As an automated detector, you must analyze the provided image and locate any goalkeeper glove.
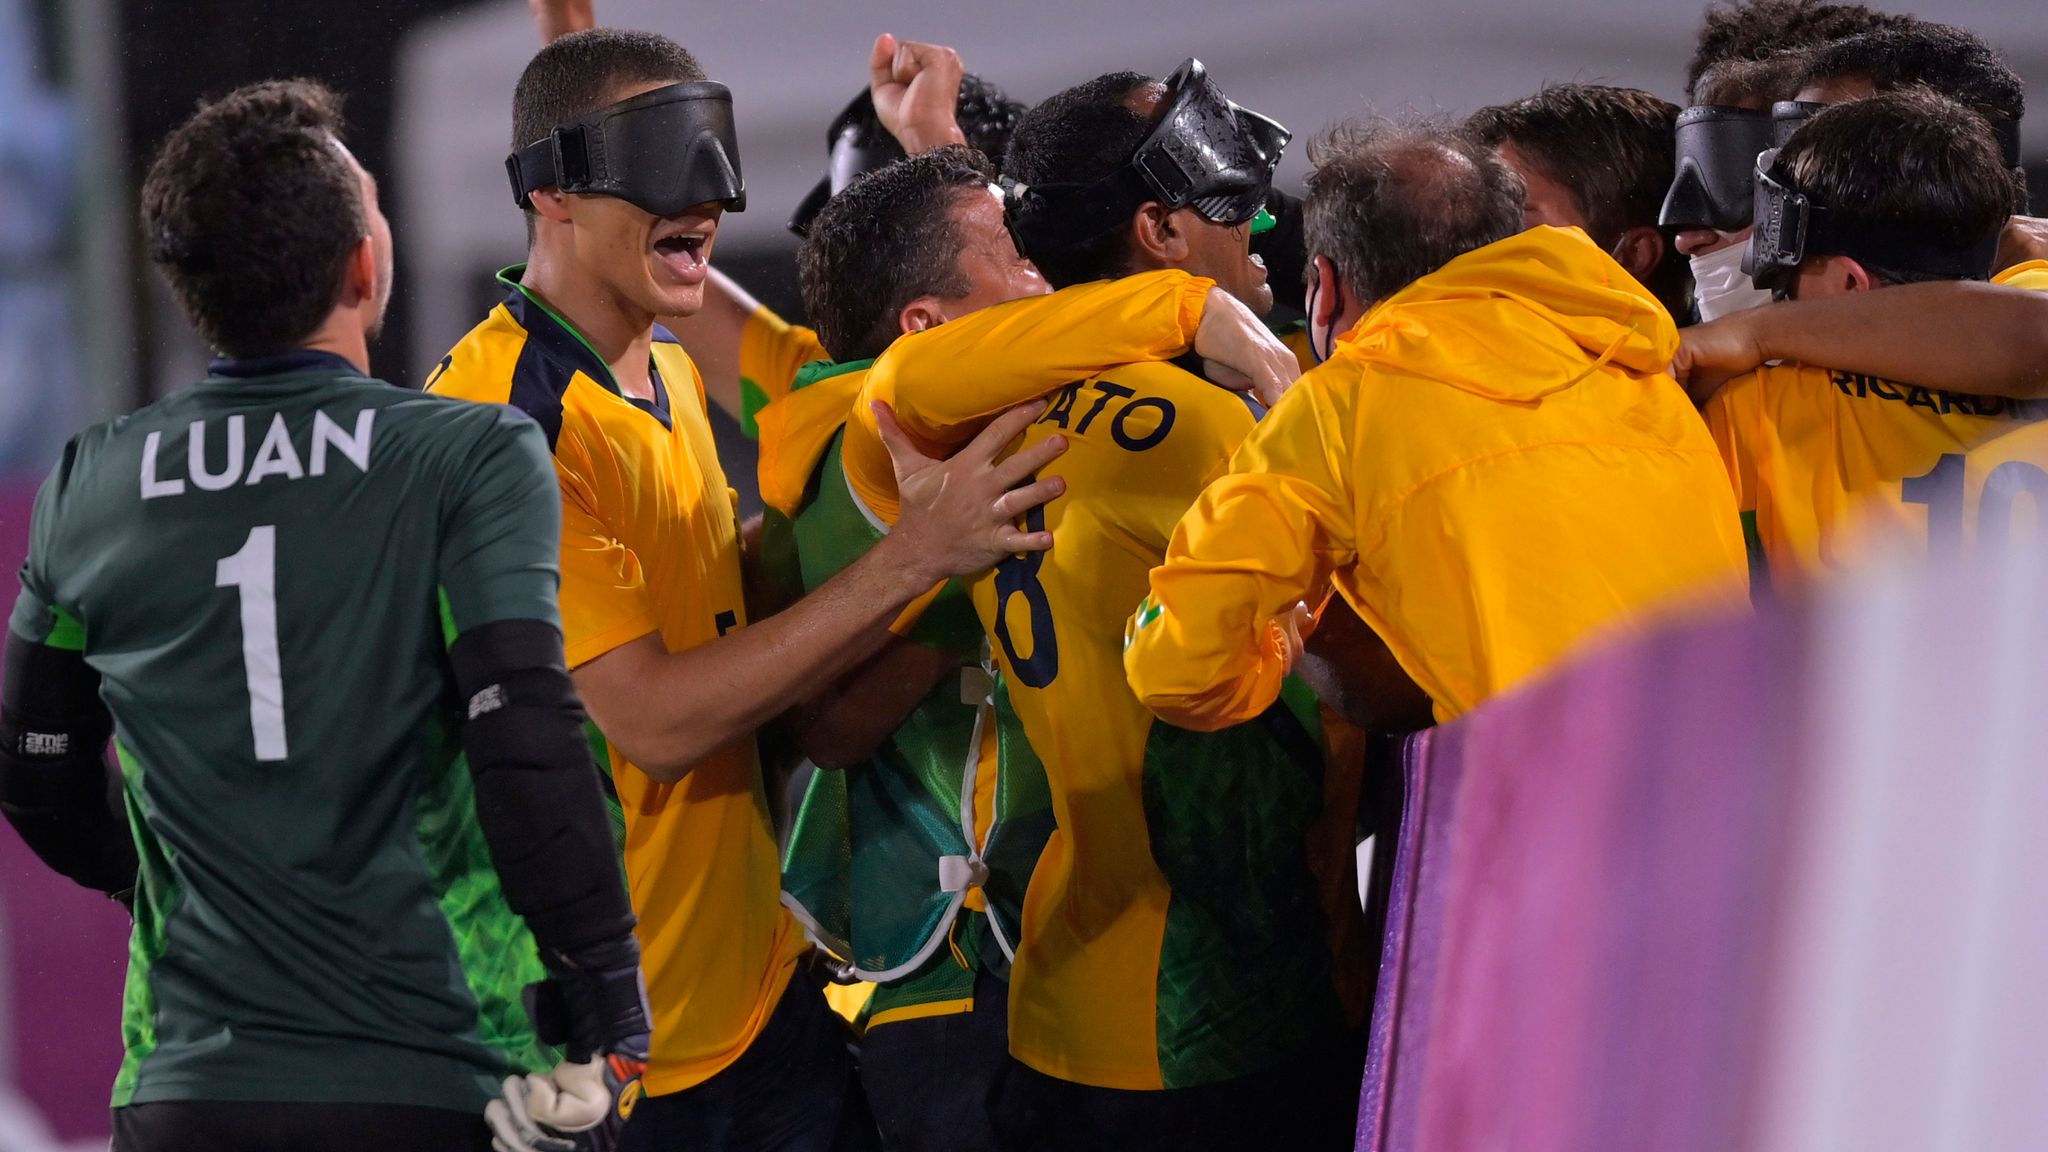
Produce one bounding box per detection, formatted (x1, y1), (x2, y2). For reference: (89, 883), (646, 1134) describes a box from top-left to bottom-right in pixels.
(486, 943), (651, 1152)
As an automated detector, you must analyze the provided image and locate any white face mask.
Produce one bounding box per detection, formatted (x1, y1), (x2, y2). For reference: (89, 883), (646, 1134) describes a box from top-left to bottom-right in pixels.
(1690, 240), (1775, 321)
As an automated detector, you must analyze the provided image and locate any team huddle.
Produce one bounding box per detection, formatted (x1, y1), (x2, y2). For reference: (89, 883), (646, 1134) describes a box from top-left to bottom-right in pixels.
(2, 0), (2044, 1149)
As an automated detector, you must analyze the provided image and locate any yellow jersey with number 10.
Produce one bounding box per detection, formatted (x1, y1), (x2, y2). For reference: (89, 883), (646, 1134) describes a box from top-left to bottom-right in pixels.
(1704, 261), (2048, 582)
(1844, 412), (2048, 564)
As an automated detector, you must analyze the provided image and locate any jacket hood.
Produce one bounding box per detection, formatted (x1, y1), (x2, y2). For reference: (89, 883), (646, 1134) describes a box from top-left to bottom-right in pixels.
(1335, 226), (1678, 402)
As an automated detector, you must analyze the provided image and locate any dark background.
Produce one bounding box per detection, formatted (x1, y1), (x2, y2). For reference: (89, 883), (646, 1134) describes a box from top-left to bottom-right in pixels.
(120, 0), (483, 394)
(92, 0), (2048, 401)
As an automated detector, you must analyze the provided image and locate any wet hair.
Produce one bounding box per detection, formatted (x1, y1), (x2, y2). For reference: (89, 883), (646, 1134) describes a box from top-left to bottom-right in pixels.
(799, 146), (997, 362)
(1002, 71), (1160, 287)
(141, 79), (366, 356)
(954, 74), (1029, 172)
(1685, 0), (1913, 103)
(1779, 88), (2013, 284)
(1467, 84), (1680, 248)
(1801, 23), (2028, 211)
(1800, 23), (2024, 123)
(1304, 118), (1525, 308)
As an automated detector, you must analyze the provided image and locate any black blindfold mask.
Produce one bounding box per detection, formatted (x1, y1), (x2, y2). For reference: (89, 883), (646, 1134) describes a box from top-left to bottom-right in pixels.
(1770, 100), (1826, 147)
(1003, 58), (1289, 260)
(1775, 98), (2022, 165)
(1743, 147), (2000, 298)
(788, 90), (906, 237)
(1660, 105), (1774, 233)
(507, 81), (746, 218)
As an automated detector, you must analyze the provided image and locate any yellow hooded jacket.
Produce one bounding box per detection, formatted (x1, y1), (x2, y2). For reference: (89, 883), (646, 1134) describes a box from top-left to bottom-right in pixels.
(1125, 227), (1751, 724)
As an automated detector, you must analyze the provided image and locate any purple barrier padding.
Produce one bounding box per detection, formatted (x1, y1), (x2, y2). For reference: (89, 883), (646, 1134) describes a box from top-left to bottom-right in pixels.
(1359, 608), (1805, 1152)
(1356, 729), (1442, 1152)
(0, 478), (129, 1141)
(1, 828), (129, 1139)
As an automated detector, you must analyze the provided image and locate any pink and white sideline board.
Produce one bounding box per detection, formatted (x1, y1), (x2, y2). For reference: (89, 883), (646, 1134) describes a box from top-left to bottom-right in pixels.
(0, 479), (129, 1147)
(1360, 539), (2048, 1151)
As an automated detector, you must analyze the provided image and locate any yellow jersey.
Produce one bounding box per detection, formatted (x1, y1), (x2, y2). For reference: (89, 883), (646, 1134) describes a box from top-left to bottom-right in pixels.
(430, 270), (807, 1095)
(754, 356), (861, 521)
(850, 274), (1367, 1092)
(1704, 261), (2048, 582)
(1126, 227), (1751, 724)
(1843, 418), (2048, 564)
(737, 304), (828, 440)
(841, 272), (1211, 522)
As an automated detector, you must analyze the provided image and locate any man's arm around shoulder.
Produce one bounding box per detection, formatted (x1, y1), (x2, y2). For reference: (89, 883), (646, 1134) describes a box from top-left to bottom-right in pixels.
(574, 402), (1066, 782)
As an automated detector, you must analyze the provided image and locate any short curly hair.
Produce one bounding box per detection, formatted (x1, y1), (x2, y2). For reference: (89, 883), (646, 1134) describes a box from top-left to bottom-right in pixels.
(1800, 22), (2028, 210)
(799, 146), (997, 363)
(141, 79), (366, 357)
(953, 74), (1029, 171)
(1780, 88), (2012, 284)
(1685, 0), (1912, 103)
(1002, 71), (1161, 288)
(1799, 23), (2024, 124)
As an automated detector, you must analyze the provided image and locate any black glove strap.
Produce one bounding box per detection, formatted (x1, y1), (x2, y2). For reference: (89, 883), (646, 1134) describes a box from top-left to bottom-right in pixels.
(529, 955), (651, 1063)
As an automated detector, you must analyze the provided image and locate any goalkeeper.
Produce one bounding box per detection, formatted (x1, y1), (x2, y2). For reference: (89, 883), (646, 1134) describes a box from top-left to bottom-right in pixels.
(0, 82), (644, 1151)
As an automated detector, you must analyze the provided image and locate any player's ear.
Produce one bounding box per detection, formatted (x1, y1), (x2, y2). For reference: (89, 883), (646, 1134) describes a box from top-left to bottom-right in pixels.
(1309, 254), (1343, 327)
(1836, 255), (1878, 294)
(898, 295), (946, 335)
(528, 186), (575, 226)
(342, 234), (377, 308)
(1807, 253), (1875, 295)
(1131, 204), (1189, 265)
(1611, 225), (1665, 281)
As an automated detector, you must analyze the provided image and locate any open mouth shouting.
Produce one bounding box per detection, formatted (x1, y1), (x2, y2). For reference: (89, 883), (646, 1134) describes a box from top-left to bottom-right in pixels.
(650, 221), (714, 286)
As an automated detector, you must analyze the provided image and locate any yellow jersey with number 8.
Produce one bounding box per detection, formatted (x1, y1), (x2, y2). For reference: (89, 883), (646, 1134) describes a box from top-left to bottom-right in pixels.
(850, 278), (1366, 1092)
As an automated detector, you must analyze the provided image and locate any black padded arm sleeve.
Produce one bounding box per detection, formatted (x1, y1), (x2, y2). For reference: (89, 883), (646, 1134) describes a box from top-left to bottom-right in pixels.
(0, 631), (134, 895)
(449, 618), (638, 969)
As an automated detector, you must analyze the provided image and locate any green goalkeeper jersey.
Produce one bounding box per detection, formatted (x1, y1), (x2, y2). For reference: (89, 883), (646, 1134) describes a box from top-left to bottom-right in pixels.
(8, 351), (563, 1112)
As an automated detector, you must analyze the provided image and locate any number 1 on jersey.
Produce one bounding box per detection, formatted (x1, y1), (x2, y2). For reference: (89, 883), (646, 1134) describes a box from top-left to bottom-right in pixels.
(1901, 453), (1965, 557)
(216, 525), (288, 761)
(1902, 452), (2048, 559)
